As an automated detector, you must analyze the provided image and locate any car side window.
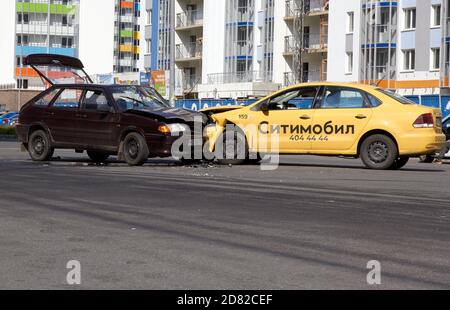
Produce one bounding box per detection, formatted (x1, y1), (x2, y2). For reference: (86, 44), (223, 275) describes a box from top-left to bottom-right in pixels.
(82, 90), (109, 111)
(319, 87), (369, 109)
(34, 89), (60, 107)
(267, 87), (319, 111)
(367, 93), (382, 107)
(52, 89), (82, 109)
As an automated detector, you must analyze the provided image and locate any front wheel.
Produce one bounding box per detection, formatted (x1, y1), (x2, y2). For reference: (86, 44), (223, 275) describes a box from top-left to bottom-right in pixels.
(360, 134), (398, 170)
(122, 132), (149, 166)
(216, 129), (248, 166)
(28, 130), (54, 162)
(87, 150), (110, 163)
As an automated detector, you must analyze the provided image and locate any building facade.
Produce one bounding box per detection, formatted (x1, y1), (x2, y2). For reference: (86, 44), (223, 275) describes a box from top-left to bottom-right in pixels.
(146, 0), (329, 99)
(0, 0), (145, 92)
(113, 0), (142, 73)
(328, 0), (450, 96)
(15, 0), (81, 89)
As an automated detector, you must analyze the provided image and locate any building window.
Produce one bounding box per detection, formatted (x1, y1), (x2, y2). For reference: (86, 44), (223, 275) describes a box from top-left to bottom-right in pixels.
(431, 48), (440, 70)
(403, 50), (415, 71)
(431, 5), (441, 27)
(346, 52), (353, 73)
(347, 12), (354, 33)
(404, 8), (416, 30)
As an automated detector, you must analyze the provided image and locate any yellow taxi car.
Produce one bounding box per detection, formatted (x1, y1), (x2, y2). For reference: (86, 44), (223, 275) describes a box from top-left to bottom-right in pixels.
(202, 82), (446, 170)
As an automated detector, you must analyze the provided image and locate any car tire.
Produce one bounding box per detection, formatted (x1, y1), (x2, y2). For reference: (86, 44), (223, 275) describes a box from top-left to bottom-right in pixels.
(28, 130), (54, 162)
(87, 150), (110, 163)
(390, 157), (410, 170)
(419, 155), (434, 163)
(122, 132), (149, 166)
(360, 134), (398, 170)
(216, 128), (248, 166)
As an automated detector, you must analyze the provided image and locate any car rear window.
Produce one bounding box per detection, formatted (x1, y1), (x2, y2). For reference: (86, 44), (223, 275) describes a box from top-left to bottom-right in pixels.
(34, 89), (60, 107)
(376, 89), (416, 105)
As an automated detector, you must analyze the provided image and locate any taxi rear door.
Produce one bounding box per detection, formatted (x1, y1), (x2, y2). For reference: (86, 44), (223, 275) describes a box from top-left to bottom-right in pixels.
(311, 86), (373, 151)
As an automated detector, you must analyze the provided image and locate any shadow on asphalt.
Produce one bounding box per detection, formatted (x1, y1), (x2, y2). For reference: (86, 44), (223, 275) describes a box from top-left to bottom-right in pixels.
(22, 156), (447, 173)
(273, 162), (446, 173)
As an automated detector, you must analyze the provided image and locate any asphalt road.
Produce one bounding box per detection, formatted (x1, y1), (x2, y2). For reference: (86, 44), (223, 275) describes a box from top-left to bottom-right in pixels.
(0, 141), (449, 289)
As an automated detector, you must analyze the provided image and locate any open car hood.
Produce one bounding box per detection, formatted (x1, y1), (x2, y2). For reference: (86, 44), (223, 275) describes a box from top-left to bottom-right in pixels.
(125, 107), (207, 124)
(24, 54), (93, 86)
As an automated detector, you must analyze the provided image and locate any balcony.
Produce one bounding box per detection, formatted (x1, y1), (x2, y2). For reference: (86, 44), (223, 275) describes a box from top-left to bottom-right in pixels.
(283, 70), (326, 86)
(304, 33), (328, 53)
(207, 71), (273, 84)
(176, 10), (203, 30)
(16, 23), (76, 36)
(368, 24), (397, 44)
(304, 0), (329, 16)
(175, 42), (203, 63)
(285, 0), (329, 20)
(284, 0), (299, 21)
(284, 36), (296, 56)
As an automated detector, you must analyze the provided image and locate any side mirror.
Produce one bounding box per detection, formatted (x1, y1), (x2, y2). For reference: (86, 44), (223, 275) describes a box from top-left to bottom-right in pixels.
(260, 101), (269, 112)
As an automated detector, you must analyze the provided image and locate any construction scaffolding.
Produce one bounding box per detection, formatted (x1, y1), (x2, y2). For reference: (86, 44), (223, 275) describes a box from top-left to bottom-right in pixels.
(292, 0), (305, 84)
(288, 0), (328, 84)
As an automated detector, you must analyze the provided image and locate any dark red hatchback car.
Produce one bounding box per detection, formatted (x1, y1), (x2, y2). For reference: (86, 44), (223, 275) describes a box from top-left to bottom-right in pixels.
(16, 54), (205, 166)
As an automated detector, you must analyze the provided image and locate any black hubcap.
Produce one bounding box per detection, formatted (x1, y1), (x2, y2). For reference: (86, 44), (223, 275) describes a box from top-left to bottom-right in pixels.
(33, 136), (45, 156)
(368, 142), (389, 163)
(127, 139), (140, 159)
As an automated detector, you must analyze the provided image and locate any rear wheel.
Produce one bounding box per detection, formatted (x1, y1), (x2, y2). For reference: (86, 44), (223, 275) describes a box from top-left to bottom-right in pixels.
(390, 157), (410, 170)
(28, 130), (54, 162)
(419, 155), (434, 163)
(360, 134), (398, 170)
(87, 150), (110, 163)
(122, 132), (149, 166)
(216, 128), (248, 166)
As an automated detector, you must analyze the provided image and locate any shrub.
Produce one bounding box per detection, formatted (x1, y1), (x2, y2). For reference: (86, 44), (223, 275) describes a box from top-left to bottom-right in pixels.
(0, 126), (17, 136)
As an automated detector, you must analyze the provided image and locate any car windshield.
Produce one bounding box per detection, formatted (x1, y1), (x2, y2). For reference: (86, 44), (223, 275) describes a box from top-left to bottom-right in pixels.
(376, 88), (416, 105)
(111, 86), (169, 111)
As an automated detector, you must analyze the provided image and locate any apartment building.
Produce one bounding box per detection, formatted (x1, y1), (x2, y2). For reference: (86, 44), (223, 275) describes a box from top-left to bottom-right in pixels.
(328, 0), (450, 96)
(14, 0), (81, 89)
(114, 0), (143, 73)
(145, 0), (329, 99)
(0, 0), (145, 91)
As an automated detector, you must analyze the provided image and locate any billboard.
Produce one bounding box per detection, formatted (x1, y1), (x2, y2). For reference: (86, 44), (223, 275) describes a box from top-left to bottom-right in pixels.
(151, 70), (166, 96)
(140, 72), (151, 87)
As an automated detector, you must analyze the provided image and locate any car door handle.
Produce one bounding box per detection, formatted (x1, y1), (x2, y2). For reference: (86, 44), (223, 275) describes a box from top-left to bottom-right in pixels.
(300, 115), (311, 120)
(76, 113), (88, 119)
(44, 111), (54, 117)
(355, 115), (367, 119)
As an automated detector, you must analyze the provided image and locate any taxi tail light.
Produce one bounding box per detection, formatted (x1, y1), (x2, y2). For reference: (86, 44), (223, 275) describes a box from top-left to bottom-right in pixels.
(413, 113), (434, 129)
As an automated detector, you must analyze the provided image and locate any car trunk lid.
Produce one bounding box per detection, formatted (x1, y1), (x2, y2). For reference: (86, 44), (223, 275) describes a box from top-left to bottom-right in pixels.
(23, 54), (93, 86)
